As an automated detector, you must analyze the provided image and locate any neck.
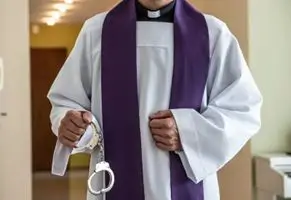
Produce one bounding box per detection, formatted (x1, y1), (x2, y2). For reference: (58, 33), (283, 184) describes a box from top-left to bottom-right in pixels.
(138, 0), (174, 10)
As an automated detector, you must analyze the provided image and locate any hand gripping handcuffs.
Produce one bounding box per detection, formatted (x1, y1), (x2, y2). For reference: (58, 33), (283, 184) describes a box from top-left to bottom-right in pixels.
(87, 122), (115, 195)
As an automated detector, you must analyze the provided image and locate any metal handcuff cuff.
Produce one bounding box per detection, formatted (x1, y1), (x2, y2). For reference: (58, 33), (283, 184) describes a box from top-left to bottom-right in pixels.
(86, 122), (115, 196)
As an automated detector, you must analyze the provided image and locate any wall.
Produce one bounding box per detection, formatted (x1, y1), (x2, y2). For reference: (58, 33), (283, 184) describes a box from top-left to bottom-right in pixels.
(0, 0), (32, 200)
(31, 24), (82, 52)
(200, 0), (249, 60)
(30, 24), (90, 169)
(190, 1), (253, 200)
(249, 0), (291, 155)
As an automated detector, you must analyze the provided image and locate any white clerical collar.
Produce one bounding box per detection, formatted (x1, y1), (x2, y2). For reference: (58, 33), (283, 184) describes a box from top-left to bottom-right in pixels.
(147, 10), (161, 18)
(136, 0), (176, 22)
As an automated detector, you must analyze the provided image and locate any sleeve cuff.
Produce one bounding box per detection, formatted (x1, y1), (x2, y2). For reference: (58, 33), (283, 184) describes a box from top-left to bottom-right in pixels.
(52, 115), (100, 176)
(171, 108), (207, 183)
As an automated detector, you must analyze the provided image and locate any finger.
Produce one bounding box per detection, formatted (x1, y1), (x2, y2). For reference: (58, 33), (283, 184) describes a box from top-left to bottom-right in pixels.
(61, 129), (81, 142)
(153, 133), (180, 147)
(82, 111), (92, 124)
(59, 136), (76, 148)
(150, 110), (172, 120)
(152, 134), (172, 146)
(66, 111), (88, 128)
(155, 142), (173, 151)
(156, 142), (179, 152)
(151, 128), (171, 138)
(149, 118), (175, 129)
(61, 119), (85, 135)
(67, 122), (85, 135)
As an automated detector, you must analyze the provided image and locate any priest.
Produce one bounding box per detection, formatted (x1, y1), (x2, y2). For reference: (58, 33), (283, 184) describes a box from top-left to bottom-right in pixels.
(47, 0), (263, 200)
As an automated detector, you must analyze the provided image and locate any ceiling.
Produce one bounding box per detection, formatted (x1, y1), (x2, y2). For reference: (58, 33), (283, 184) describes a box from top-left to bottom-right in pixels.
(30, 0), (120, 24)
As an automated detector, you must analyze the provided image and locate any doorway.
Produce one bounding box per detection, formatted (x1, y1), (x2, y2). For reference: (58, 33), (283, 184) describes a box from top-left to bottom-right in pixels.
(30, 48), (72, 200)
(30, 48), (67, 172)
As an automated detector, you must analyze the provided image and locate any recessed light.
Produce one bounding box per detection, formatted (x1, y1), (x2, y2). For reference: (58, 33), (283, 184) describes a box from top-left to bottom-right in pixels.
(46, 18), (56, 26)
(52, 12), (61, 20)
(56, 4), (68, 13)
(64, 0), (74, 4)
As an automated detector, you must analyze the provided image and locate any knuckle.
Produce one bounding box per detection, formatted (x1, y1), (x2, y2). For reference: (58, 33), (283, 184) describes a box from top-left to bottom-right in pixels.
(68, 110), (78, 119)
(77, 128), (83, 134)
(166, 130), (173, 137)
(166, 119), (173, 128)
(71, 113), (77, 120)
(170, 130), (177, 137)
(66, 110), (73, 117)
(170, 119), (175, 127)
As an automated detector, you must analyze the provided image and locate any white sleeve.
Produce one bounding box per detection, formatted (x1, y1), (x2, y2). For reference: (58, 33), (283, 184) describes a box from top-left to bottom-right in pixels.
(47, 20), (99, 176)
(171, 25), (263, 183)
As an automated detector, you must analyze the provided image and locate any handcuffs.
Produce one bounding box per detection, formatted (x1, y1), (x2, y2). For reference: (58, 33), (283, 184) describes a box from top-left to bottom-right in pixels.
(85, 122), (115, 196)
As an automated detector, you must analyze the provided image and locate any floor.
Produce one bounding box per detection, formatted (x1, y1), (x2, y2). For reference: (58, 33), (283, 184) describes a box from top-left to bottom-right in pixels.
(33, 170), (88, 200)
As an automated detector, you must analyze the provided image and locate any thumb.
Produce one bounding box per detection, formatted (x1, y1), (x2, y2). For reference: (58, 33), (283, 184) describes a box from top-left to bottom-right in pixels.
(82, 111), (92, 124)
(150, 110), (172, 119)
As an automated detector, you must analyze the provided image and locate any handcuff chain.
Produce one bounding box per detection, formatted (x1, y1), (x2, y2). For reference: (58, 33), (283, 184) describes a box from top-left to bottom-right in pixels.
(90, 122), (104, 162)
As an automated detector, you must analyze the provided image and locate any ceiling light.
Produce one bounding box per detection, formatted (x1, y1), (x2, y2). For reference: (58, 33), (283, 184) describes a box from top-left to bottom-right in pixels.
(64, 0), (74, 4)
(56, 4), (68, 13)
(52, 12), (61, 20)
(46, 18), (56, 26)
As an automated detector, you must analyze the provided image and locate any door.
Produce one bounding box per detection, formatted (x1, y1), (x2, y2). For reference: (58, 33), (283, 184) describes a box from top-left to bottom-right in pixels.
(30, 48), (67, 172)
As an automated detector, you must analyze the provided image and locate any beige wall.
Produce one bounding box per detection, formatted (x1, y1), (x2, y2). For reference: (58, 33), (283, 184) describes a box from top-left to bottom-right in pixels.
(186, 4), (255, 200)
(30, 24), (82, 52)
(190, 1), (253, 200)
(249, 0), (291, 154)
(0, 0), (32, 200)
(201, 0), (249, 60)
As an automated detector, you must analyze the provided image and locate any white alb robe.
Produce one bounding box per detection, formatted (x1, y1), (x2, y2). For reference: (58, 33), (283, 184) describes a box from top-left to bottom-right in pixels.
(47, 12), (262, 200)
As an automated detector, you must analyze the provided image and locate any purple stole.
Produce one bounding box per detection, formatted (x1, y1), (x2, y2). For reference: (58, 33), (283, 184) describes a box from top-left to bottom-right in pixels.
(101, 0), (209, 199)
